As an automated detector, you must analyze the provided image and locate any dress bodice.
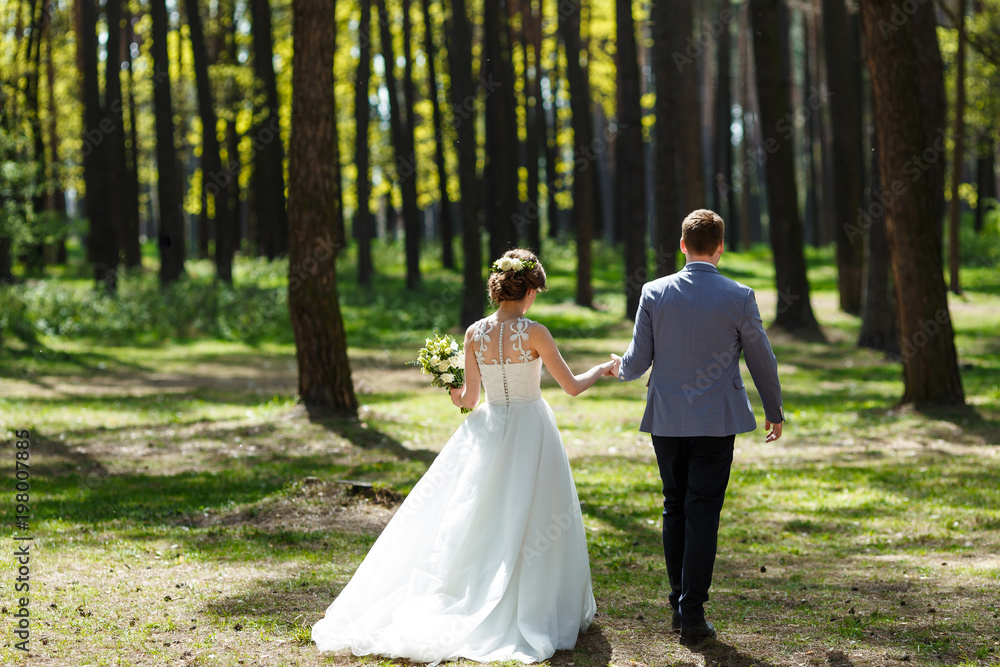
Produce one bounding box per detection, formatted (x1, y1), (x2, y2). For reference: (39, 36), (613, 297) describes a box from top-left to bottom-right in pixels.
(473, 317), (543, 405)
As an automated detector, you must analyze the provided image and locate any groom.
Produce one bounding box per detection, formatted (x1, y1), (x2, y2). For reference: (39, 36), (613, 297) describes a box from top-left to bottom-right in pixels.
(611, 209), (784, 645)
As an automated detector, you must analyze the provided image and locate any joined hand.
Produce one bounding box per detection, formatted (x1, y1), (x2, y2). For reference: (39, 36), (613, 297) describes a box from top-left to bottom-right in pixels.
(605, 354), (622, 378)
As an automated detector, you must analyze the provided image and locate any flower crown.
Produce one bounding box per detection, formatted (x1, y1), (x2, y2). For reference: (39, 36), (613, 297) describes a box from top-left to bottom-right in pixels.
(490, 257), (537, 274)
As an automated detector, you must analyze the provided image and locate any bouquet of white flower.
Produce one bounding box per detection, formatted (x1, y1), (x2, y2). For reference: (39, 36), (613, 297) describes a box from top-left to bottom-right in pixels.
(413, 333), (471, 413)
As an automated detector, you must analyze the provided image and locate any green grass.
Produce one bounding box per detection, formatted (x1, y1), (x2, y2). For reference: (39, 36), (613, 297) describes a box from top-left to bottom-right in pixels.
(1, 232), (999, 665)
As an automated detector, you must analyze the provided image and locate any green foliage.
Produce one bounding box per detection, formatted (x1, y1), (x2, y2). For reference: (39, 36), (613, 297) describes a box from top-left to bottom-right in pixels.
(0, 126), (39, 252)
(9, 259), (291, 345)
(0, 285), (38, 345)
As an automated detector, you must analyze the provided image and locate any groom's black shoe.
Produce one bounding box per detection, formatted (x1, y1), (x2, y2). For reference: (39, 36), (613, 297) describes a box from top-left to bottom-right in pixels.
(679, 620), (716, 645)
(671, 610), (681, 631)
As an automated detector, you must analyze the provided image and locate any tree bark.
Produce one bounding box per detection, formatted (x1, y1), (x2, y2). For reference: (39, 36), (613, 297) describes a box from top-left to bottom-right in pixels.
(123, 9), (142, 269)
(80, 0), (120, 290)
(521, 0), (542, 254)
(422, 0), (455, 267)
(651, 0), (680, 276)
(974, 138), (996, 233)
(222, 0), (243, 256)
(857, 127), (898, 355)
(559, 0), (596, 307)
(401, 0), (423, 285)
(150, 0), (186, 283)
(713, 0), (736, 244)
(44, 16), (69, 266)
(860, 0), (965, 405)
(377, 0), (421, 289)
(911, 2), (947, 243)
(822, 0), (865, 314)
(186, 0), (233, 283)
(947, 0), (967, 295)
(618, 0), (646, 319)
(331, 13), (346, 258)
(544, 38), (562, 241)
(288, 0), (358, 415)
(0, 83), (14, 283)
(22, 0), (49, 276)
(482, 0), (519, 259)
(749, 0), (819, 331)
(355, 0), (374, 285)
(250, 0), (289, 258)
(446, 0), (484, 325)
(676, 0), (705, 213)
(105, 0), (129, 280)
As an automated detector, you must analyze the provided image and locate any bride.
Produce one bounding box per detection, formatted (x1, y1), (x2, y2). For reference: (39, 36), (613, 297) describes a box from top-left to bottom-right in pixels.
(312, 248), (617, 664)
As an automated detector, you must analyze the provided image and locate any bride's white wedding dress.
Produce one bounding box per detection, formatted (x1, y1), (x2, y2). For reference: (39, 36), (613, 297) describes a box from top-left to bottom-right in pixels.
(312, 316), (595, 664)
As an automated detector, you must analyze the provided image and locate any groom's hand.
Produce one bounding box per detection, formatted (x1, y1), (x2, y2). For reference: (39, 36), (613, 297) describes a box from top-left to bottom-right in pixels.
(764, 419), (783, 443)
(609, 354), (622, 378)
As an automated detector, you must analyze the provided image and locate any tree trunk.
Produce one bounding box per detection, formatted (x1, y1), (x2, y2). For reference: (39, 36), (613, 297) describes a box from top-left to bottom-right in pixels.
(748, 0), (819, 331)
(401, 0), (423, 285)
(713, 0), (736, 244)
(559, 0), (596, 307)
(857, 127), (898, 355)
(676, 0), (705, 213)
(0, 85), (13, 283)
(482, 0), (519, 259)
(422, 0), (455, 267)
(545, 40), (562, 241)
(150, 0), (186, 283)
(104, 0), (129, 281)
(974, 138), (996, 233)
(44, 18), (69, 266)
(742, 2), (764, 246)
(122, 8), (142, 269)
(80, 0), (118, 290)
(801, 7), (819, 248)
(736, 2), (757, 249)
(288, 0), (358, 415)
(355, 0), (374, 285)
(23, 0), (49, 276)
(446, 0), (484, 325)
(185, 0), (233, 283)
(947, 0), (967, 295)
(377, 0), (421, 289)
(860, 0), (965, 406)
(520, 0), (542, 254)
(651, 0), (680, 276)
(618, 0), (646, 319)
(911, 2), (947, 243)
(222, 0), (242, 256)
(822, 0), (865, 314)
(331, 16), (346, 259)
(250, 0), (289, 259)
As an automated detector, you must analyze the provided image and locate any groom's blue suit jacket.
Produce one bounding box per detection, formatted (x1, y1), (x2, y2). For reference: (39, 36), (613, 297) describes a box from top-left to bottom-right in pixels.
(619, 262), (784, 437)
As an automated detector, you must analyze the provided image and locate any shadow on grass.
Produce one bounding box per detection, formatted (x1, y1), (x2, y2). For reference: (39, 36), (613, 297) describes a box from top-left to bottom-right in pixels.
(305, 405), (439, 467)
(558, 621), (613, 666)
(688, 640), (782, 667)
(0, 343), (146, 379)
(915, 403), (1000, 445)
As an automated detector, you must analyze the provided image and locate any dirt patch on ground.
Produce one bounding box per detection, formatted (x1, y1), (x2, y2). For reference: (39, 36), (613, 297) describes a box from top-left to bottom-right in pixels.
(189, 478), (401, 536)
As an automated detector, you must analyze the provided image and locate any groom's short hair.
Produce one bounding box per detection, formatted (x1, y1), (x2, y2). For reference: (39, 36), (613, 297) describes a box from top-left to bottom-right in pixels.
(681, 209), (725, 256)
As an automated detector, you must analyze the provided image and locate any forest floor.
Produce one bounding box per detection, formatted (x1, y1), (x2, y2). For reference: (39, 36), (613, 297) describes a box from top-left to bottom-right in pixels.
(1, 243), (999, 667)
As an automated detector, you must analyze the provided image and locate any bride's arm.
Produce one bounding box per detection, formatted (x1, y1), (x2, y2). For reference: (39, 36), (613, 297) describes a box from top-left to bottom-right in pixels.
(531, 325), (616, 397)
(450, 325), (482, 409)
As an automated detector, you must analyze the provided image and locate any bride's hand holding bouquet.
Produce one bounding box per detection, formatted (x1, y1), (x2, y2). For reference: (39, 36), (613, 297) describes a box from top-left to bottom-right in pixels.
(413, 333), (473, 413)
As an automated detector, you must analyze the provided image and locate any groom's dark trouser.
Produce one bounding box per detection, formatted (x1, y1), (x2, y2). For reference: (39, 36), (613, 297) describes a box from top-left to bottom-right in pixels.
(652, 434), (735, 624)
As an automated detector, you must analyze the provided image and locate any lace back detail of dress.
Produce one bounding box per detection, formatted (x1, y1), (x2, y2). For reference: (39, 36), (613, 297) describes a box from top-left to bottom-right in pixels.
(474, 317), (535, 366)
(473, 316), (541, 407)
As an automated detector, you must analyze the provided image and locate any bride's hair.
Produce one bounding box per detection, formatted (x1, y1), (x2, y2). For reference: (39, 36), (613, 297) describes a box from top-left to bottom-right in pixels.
(488, 249), (547, 303)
